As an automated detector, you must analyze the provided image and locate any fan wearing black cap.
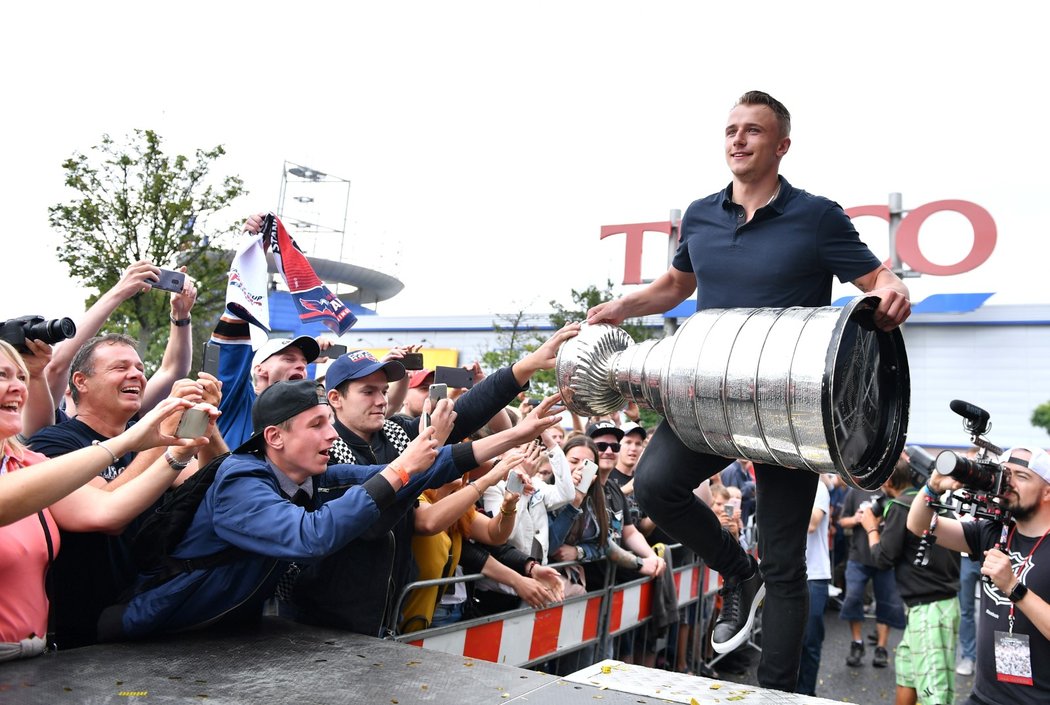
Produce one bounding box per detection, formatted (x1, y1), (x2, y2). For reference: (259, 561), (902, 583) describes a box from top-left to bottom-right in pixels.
(287, 326), (579, 635)
(104, 377), (565, 640)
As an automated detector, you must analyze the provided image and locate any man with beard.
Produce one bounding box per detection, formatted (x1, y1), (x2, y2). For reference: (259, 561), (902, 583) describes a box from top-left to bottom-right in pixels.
(907, 446), (1050, 705)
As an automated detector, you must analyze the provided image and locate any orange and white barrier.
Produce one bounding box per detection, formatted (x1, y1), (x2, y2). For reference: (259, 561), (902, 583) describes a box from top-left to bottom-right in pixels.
(606, 579), (653, 636)
(673, 564), (702, 607)
(404, 593), (603, 666)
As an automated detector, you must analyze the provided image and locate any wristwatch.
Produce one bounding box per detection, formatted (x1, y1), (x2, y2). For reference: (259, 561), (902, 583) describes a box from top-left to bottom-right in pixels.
(1008, 581), (1029, 603)
(164, 449), (191, 471)
(575, 545), (585, 561)
(634, 555), (645, 569)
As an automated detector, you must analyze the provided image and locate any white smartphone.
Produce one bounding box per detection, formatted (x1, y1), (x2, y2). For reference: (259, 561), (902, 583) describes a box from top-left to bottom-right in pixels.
(175, 406), (210, 439)
(506, 471), (525, 495)
(575, 459), (598, 494)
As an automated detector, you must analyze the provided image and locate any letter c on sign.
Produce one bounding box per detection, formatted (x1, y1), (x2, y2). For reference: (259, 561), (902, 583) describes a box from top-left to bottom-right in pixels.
(846, 200), (996, 276)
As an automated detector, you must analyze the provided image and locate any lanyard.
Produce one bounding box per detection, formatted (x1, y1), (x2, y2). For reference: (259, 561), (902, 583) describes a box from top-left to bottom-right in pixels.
(1005, 524), (1050, 634)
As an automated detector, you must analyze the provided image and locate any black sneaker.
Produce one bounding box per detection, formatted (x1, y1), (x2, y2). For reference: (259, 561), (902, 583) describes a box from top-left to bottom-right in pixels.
(711, 567), (765, 654)
(846, 640), (865, 667)
(873, 646), (889, 668)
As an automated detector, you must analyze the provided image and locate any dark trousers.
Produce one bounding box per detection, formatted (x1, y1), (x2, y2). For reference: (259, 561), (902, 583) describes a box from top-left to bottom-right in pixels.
(635, 420), (818, 692)
(797, 579), (829, 696)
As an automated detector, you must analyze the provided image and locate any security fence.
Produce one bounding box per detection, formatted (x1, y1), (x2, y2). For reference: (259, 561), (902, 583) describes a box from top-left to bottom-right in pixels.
(390, 545), (730, 674)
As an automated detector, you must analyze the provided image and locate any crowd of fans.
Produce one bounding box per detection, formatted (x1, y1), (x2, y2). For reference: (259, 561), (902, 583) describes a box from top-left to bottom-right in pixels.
(0, 254), (1004, 701)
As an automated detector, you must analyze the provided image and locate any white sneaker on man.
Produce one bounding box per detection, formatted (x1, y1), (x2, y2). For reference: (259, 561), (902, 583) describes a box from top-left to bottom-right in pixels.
(956, 657), (975, 676)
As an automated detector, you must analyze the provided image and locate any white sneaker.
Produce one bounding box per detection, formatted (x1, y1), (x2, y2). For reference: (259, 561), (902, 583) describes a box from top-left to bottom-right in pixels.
(956, 657), (975, 676)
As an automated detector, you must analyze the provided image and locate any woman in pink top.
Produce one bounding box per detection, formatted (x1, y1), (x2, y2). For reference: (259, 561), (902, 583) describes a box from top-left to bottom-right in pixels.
(0, 341), (205, 661)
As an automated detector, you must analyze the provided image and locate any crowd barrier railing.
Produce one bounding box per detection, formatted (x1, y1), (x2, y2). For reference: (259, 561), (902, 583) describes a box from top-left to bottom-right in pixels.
(391, 546), (707, 671)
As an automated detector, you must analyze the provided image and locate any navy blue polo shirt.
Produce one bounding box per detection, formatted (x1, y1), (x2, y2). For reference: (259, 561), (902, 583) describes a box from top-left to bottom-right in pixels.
(671, 177), (881, 311)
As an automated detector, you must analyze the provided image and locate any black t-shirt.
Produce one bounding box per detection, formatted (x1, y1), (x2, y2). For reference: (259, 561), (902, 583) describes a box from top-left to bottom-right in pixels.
(28, 418), (140, 649)
(842, 487), (878, 565)
(964, 520), (1050, 704)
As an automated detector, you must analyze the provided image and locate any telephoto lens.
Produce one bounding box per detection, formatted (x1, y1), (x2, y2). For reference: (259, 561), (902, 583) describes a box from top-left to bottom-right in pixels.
(26, 317), (76, 346)
(934, 450), (998, 491)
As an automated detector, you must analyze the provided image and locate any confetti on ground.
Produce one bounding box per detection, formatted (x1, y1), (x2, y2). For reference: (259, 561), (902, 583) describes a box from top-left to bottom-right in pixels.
(562, 660), (844, 704)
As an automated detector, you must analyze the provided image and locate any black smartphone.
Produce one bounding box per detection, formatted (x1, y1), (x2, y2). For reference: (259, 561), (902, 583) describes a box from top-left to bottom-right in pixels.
(201, 342), (221, 377)
(435, 365), (474, 389)
(325, 344), (348, 359)
(150, 267), (187, 294)
(401, 352), (424, 370)
(420, 383), (448, 428)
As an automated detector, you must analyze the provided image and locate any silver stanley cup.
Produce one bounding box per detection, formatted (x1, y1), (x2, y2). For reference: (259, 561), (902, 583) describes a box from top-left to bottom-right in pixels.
(556, 296), (909, 490)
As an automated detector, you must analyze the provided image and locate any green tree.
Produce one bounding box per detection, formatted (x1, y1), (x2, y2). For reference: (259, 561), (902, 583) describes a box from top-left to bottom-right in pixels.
(49, 129), (247, 372)
(1033, 401), (1050, 437)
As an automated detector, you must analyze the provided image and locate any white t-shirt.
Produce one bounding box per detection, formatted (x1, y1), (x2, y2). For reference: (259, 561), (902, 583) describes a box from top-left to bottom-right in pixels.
(805, 480), (832, 581)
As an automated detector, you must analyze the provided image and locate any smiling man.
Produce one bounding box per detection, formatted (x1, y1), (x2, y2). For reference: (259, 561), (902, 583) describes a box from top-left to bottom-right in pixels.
(587, 90), (912, 692)
(28, 334), (225, 648)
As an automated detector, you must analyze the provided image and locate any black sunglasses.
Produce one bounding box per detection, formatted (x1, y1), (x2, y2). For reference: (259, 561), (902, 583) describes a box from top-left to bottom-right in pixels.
(595, 441), (621, 453)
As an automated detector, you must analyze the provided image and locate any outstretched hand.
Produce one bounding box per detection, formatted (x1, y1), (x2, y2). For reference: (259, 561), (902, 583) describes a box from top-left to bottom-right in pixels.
(122, 396), (213, 451)
(585, 300), (628, 326)
(517, 393), (566, 440)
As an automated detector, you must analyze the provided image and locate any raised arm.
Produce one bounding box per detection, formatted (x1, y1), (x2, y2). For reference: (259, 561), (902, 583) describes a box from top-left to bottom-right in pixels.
(19, 340), (55, 437)
(140, 270), (198, 413)
(45, 261), (163, 405)
(905, 473), (968, 553)
(47, 403), (219, 533)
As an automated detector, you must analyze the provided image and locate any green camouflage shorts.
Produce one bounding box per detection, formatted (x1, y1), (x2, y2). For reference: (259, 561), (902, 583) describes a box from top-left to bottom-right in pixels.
(895, 598), (960, 705)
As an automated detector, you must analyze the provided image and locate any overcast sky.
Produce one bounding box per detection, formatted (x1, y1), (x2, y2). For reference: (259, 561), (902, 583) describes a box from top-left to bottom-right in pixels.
(4, 1), (1047, 323)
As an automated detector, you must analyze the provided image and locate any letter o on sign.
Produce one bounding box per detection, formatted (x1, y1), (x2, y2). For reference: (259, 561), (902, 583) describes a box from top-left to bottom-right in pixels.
(847, 200), (996, 276)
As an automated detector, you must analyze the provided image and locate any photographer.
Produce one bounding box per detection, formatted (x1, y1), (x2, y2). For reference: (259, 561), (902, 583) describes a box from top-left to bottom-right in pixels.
(862, 455), (960, 705)
(838, 486), (906, 667)
(907, 446), (1050, 705)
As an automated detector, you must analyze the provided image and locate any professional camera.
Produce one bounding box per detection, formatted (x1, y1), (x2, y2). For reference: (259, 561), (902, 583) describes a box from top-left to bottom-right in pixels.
(0, 315), (76, 353)
(914, 400), (1013, 574)
(860, 493), (889, 518)
(927, 399), (1009, 523)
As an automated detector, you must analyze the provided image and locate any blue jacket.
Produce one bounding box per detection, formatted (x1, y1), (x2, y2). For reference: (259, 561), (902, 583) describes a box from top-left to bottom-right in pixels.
(117, 443), (477, 638)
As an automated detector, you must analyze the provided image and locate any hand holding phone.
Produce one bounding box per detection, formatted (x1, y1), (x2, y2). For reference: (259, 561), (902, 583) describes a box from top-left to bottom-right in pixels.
(324, 343), (348, 359)
(201, 343), (221, 377)
(420, 383), (448, 428)
(175, 405), (211, 439)
(150, 267), (187, 294)
(435, 365), (474, 389)
(401, 352), (424, 370)
(506, 471), (525, 495)
(575, 459), (598, 494)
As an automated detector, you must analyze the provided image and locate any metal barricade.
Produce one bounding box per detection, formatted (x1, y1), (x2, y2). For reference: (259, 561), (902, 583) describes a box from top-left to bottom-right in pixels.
(390, 546), (705, 671)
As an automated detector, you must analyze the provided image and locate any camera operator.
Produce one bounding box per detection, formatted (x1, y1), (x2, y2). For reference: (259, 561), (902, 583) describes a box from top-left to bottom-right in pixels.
(907, 446), (1050, 705)
(862, 454), (960, 705)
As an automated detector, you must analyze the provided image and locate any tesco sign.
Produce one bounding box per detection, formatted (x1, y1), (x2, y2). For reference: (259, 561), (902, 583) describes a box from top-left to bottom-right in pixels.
(601, 200), (997, 285)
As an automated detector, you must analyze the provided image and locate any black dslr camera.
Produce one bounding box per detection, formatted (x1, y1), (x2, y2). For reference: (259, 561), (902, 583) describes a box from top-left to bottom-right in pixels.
(0, 315), (77, 353)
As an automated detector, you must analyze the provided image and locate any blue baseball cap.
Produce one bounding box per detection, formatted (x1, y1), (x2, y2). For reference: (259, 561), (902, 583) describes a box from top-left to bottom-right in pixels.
(324, 350), (406, 392)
